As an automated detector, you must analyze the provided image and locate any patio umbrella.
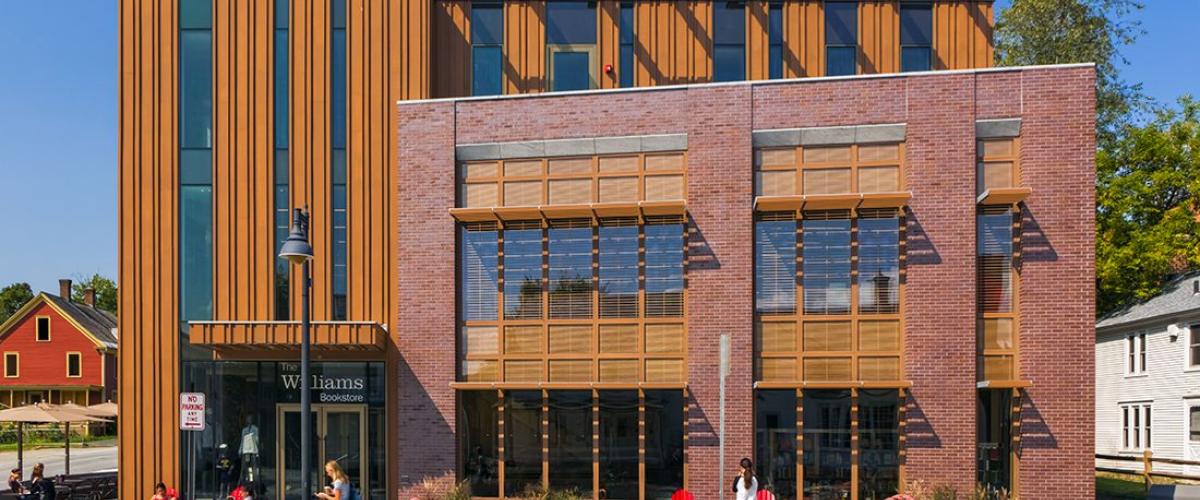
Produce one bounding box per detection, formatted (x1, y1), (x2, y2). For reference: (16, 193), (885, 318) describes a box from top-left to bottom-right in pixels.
(85, 402), (118, 418)
(0, 403), (109, 475)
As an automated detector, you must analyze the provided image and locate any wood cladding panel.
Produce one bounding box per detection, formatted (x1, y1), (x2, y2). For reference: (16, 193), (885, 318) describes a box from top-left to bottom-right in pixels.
(747, 1), (770, 81)
(598, 0), (620, 89)
(119, 1), (180, 497)
(213, 0), (274, 321)
(634, 1), (712, 86)
(432, 1), (470, 98)
(934, 1), (993, 70)
(503, 1), (546, 94)
(859, 1), (899, 74)
(783, 1), (823, 77)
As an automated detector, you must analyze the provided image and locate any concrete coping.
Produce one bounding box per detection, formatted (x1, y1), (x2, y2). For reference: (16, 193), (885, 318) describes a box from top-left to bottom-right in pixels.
(752, 123), (907, 148)
(457, 133), (688, 161)
(976, 118), (1022, 139)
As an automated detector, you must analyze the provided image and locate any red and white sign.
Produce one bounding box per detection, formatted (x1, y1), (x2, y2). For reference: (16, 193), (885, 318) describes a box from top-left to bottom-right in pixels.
(179, 392), (206, 431)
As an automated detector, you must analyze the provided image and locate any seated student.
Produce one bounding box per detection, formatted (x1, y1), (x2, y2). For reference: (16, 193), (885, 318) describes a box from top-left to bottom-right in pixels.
(23, 464), (54, 500)
(9, 468), (24, 494)
(150, 482), (177, 500)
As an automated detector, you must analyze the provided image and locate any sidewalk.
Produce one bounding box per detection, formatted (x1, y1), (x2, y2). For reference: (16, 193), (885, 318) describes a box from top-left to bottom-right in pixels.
(0, 444), (117, 477)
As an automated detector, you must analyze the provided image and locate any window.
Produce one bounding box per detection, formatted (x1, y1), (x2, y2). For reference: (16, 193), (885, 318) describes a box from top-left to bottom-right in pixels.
(471, 1), (503, 96)
(599, 391), (639, 498)
(180, 0), (214, 322)
(66, 352), (82, 378)
(1190, 406), (1200, 442)
(804, 390), (853, 497)
(899, 1), (933, 72)
(644, 390), (685, 498)
(459, 390), (499, 497)
(802, 212), (851, 315)
(768, 0), (784, 79)
(274, 0), (290, 320)
(645, 219), (685, 317)
(35, 317), (50, 342)
(825, 1), (857, 76)
(1125, 333), (1147, 375)
(548, 391), (592, 493)
(461, 223), (499, 321)
(755, 214), (796, 315)
(978, 207), (1017, 381)
(599, 219), (638, 318)
(3, 353), (16, 378)
(713, 1), (746, 82)
(548, 220), (593, 319)
(619, 2), (635, 87)
(546, 1), (597, 91)
(331, 0), (348, 319)
(755, 390), (797, 499)
(859, 214), (900, 314)
(1190, 325), (1200, 368)
(503, 224), (543, 320)
(1121, 403), (1152, 450)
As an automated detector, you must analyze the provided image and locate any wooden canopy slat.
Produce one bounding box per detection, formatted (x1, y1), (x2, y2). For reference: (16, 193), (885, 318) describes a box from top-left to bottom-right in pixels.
(187, 321), (388, 352)
(977, 187), (1032, 205)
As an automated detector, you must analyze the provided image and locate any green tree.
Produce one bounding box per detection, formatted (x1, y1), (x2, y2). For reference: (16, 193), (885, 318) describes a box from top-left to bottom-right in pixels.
(1097, 97), (1200, 315)
(71, 273), (119, 315)
(0, 282), (35, 324)
(994, 0), (1147, 144)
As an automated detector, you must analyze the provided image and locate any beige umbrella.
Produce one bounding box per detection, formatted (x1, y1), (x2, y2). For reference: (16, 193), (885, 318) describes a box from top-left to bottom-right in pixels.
(0, 403), (109, 475)
(85, 402), (118, 418)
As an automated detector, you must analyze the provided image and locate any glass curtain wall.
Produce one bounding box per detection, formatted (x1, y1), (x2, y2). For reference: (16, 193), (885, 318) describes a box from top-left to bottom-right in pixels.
(180, 0), (214, 327)
(274, 0), (290, 319)
(330, 0), (348, 319)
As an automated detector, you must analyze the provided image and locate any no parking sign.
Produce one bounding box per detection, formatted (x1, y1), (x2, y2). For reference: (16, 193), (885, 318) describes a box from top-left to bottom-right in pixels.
(179, 392), (206, 431)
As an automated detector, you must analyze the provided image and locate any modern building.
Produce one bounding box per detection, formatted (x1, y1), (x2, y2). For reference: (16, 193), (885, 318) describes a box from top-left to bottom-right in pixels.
(118, 1), (1095, 499)
(0, 279), (118, 407)
(1096, 272), (1200, 477)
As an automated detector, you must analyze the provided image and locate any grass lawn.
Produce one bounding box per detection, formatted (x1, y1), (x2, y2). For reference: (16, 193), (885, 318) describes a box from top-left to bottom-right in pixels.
(1097, 472), (1147, 500)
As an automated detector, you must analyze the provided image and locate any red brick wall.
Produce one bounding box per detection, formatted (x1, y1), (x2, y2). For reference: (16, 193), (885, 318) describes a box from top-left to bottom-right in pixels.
(0, 300), (105, 388)
(396, 65), (1096, 499)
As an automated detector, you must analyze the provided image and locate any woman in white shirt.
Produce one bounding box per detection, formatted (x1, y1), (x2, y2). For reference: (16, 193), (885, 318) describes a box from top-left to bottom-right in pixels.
(732, 457), (758, 500)
(316, 460), (351, 500)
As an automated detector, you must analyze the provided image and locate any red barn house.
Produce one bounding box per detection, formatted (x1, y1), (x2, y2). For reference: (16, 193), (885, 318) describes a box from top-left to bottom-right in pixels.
(0, 279), (117, 407)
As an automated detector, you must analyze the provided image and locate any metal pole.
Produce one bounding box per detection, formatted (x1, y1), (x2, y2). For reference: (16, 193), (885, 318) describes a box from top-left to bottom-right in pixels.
(300, 253), (312, 499)
(64, 422), (70, 476)
(17, 422), (22, 474)
(718, 334), (730, 500)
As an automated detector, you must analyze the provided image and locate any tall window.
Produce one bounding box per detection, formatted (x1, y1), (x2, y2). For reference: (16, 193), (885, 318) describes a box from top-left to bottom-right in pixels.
(802, 212), (851, 315)
(1190, 326), (1200, 368)
(755, 215), (796, 315)
(471, 1), (503, 96)
(331, 0), (348, 319)
(180, 0), (214, 322)
(645, 218), (685, 317)
(599, 219), (638, 318)
(461, 224), (499, 321)
(546, 1), (597, 91)
(3, 353), (17, 378)
(824, 1), (857, 76)
(503, 223), (543, 320)
(66, 353), (82, 378)
(274, 0), (290, 319)
(713, 1), (746, 82)
(768, 0), (784, 79)
(1190, 406), (1200, 443)
(804, 390), (852, 497)
(1125, 333), (1146, 375)
(899, 1), (933, 72)
(548, 220), (593, 319)
(1121, 403), (1152, 450)
(35, 317), (50, 342)
(618, 2), (635, 87)
(755, 390), (797, 499)
(859, 214), (900, 314)
(978, 207), (1016, 380)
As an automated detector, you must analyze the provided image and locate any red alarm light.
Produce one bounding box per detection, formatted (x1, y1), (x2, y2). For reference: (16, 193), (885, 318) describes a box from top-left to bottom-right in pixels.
(604, 63), (614, 74)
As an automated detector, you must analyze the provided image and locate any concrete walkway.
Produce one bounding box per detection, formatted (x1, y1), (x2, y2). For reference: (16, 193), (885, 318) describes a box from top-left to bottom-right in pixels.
(0, 444), (116, 477)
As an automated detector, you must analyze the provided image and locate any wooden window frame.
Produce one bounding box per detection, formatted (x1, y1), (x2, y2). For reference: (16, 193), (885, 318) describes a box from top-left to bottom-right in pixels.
(976, 137), (1022, 384)
(3, 353), (18, 378)
(459, 216), (688, 385)
(475, 387), (687, 499)
(1120, 402), (1153, 452)
(1124, 332), (1147, 376)
(546, 44), (599, 92)
(754, 208), (907, 386)
(66, 352), (83, 378)
(976, 137), (1021, 196)
(754, 143), (907, 197)
(460, 152), (688, 209)
(35, 316), (51, 342)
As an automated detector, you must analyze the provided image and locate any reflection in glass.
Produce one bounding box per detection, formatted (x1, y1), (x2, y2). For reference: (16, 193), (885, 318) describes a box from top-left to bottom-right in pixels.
(181, 186), (213, 321)
(600, 391), (639, 500)
(504, 228), (543, 319)
(713, 1), (746, 82)
(824, 1), (858, 76)
(644, 390), (685, 499)
(546, 0), (597, 44)
(505, 391), (543, 497)
(549, 225), (593, 318)
(460, 391), (500, 497)
(802, 217), (851, 314)
(471, 1), (504, 96)
(899, 2), (933, 72)
(461, 226), (499, 321)
(599, 222), (638, 317)
(645, 222), (685, 317)
(978, 209), (1013, 313)
(330, 0), (348, 320)
(859, 390), (900, 500)
(619, 3), (634, 87)
(549, 391), (593, 494)
(803, 390), (851, 499)
(756, 219), (796, 315)
(756, 390), (797, 500)
(977, 390), (1012, 491)
(858, 216), (900, 314)
(552, 51), (593, 92)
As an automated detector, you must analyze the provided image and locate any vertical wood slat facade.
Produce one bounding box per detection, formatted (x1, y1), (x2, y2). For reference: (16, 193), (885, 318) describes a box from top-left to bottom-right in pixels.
(433, 1), (470, 98)
(634, 1), (713, 86)
(859, 0), (899, 74)
(934, 1), (993, 70)
(504, 1), (546, 94)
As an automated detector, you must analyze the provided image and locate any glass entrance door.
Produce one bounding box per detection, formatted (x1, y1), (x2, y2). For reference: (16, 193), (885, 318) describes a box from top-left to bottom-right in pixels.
(277, 404), (368, 500)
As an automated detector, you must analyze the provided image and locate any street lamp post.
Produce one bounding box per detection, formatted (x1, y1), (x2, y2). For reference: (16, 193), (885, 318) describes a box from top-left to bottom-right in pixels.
(279, 208), (315, 499)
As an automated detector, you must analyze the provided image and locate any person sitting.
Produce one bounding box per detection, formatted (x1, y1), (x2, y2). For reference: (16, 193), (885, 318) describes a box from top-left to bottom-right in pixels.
(8, 468), (24, 494)
(150, 482), (176, 500)
(22, 464), (53, 500)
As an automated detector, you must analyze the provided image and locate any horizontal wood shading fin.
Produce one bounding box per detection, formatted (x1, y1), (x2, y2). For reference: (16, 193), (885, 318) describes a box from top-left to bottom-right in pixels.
(188, 321), (388, 351)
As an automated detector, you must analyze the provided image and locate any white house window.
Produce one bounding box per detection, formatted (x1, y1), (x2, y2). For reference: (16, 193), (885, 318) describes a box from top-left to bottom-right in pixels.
(1126, 333), (1146, 375)
(1189, 325), (1200, 369)
(1122, 403), (1152, 450)
(1190, 406), (1200, 443)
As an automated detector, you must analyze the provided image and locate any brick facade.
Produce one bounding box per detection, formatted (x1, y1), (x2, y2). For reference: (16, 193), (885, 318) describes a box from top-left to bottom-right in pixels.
(394, 65), (1096, 498)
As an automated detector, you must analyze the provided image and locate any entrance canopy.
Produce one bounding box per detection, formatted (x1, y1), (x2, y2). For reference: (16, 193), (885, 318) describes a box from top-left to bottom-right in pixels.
(188, 321), (388, 352)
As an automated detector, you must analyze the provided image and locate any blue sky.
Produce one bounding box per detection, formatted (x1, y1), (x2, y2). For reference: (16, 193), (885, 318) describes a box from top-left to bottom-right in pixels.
(0, 1), (1194, 295)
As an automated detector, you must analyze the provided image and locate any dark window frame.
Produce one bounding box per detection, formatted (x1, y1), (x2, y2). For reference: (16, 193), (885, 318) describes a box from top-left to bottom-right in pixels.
(768, 0), (784, 79)
(66, 352), (82, 378)
(899, 1), (933, 72)
(3, 353), (17, 378)
(35, 317), (50, 342)
(471, 1), (504, 96)
(824, 1), (858, 76)
(713, 0), (747, 82)
(619, 2), (635, 87)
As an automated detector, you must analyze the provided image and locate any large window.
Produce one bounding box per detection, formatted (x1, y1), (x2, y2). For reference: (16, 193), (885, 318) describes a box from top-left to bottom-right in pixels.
(1190, 406), (1200, 443)
(471, 1), (503, 96)
(464, 390), (684, 499)
(824, 1), (857, 76)
(274, 0), (290, 319)
(619, 2), (635, 87)
(460, 218), (686, 384)
(546, 1), (597, 91)
(1189, 326), (1200, 368)
(978, 207), (1017, 381)
(858, 390), (900, 499)
(755, 210), (904, 384)
(713, 1), (747, 82)
(1121, 403), (1152, 450)
(756, 390), (797, 500)
(180, 0), (213, 323)
(804, 390), (852, 498)
(331, 0), (348, 319)
(899, 1), (933, 72)
(1125, 333), (1147, 375)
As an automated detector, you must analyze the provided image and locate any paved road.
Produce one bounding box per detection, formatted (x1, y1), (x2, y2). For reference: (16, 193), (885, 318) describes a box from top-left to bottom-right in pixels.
(0, 445), (116, 476)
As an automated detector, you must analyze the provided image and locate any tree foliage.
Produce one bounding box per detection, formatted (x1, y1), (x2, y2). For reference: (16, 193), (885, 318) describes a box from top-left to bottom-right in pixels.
(0, 283), (35, 325)
(1097, 97), (1200, 315)
(994, 0), (1146, 144)
(71, 273), (119, 316)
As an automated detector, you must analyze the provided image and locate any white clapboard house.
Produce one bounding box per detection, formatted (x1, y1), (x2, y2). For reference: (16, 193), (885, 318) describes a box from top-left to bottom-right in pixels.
(1096, 271), (1200, 476)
